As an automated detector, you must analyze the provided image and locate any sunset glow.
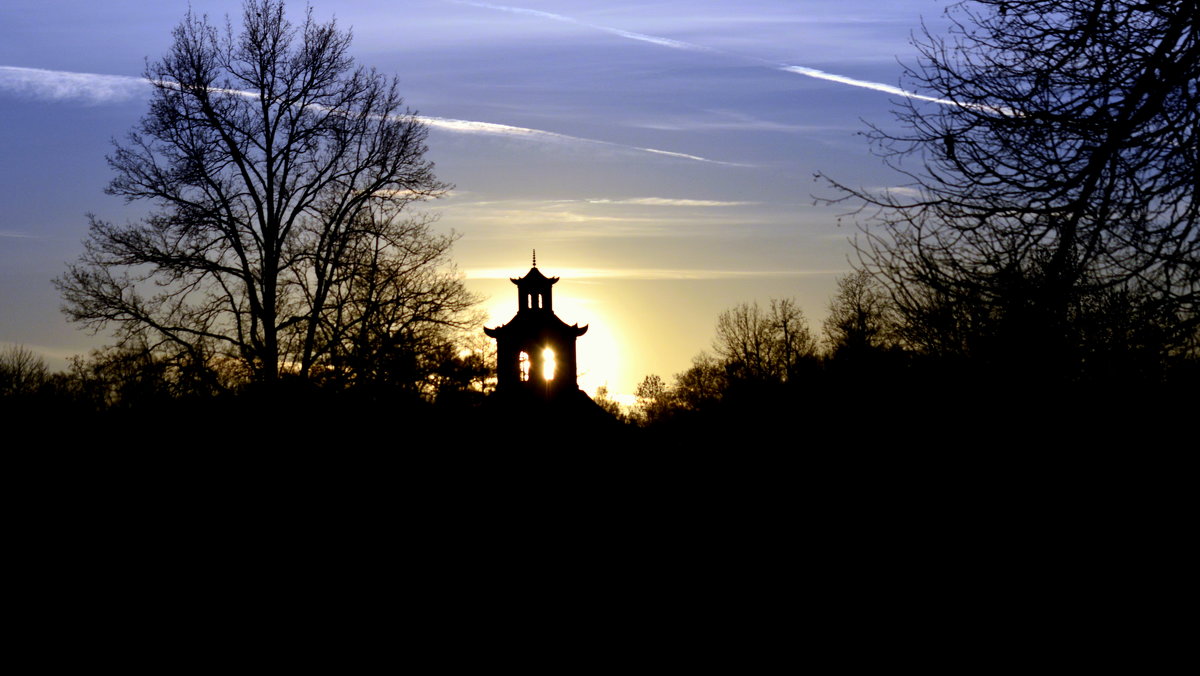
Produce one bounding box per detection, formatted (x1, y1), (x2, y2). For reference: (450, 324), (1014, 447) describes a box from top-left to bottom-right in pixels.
(1, 0), (946, 388)
(483, 286), (622, 397)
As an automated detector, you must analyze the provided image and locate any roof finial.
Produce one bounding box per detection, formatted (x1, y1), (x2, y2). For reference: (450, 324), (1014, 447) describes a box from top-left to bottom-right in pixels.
(532, 249), (537, 267)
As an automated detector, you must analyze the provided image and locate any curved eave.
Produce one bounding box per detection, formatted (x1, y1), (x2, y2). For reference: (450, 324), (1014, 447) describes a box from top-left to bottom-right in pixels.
(510, 267), (560, 285)
(484, 315), (587, 338)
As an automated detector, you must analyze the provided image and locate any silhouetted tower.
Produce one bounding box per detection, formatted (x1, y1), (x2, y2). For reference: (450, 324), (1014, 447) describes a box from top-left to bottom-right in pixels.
(485, 253), (588, 397)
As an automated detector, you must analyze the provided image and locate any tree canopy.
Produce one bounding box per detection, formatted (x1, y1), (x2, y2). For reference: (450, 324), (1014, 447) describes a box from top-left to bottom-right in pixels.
(825, 0), (1199, 378)
(56, 0), (472, 385)
(714, 299), (816, 384)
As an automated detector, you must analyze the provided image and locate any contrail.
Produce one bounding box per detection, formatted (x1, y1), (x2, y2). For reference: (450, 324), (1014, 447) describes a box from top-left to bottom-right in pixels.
(0, 65), (148, 104)
(447, 0), (717, 53)
(777, 65), (959, 106)
(448, 1), (968, 108)
(0, 65), (735, 164)
(416, 115), (741, 164)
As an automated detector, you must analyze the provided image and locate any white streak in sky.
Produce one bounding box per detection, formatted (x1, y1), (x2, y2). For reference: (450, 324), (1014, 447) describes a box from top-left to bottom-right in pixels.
(418, 115), (739, 164)
(584, 198), (753, 207)
(0, 66), (147, 104)
(776, 65), (958, 106)
(447, 0), (715, 52)
(448, 1), (982, 110)
(0, 65), (735, 164)
(465, 267), (844, 281)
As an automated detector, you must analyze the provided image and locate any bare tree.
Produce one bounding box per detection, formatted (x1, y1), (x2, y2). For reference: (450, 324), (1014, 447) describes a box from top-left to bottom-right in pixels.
(310, 204), (481, 388)
(672, 351), (727, 411)
(634, 374), (673, 425)
(714, 299), (816, 383)
(823, 1), (1199, 375)
(823, 270), (896, 358)
(0, 345), (48, 397)
(593, 385), (630, 423)
(55, 0), (459, 384)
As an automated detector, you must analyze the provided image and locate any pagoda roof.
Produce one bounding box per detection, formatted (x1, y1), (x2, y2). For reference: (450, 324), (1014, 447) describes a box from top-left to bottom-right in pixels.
(511, 266), (559, 285)
(484, 310), (588, 338)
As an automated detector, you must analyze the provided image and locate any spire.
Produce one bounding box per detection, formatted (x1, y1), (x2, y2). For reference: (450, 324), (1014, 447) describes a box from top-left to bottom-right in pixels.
(532, 249), (537, 267)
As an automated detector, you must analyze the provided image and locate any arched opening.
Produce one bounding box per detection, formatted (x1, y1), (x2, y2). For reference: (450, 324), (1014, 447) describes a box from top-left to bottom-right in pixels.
(519, 351), (531, 382)
(542, 347), (556, 381)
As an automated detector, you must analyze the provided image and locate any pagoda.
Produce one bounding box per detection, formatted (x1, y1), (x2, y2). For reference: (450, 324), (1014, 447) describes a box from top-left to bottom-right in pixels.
(484, 252), (588, 397)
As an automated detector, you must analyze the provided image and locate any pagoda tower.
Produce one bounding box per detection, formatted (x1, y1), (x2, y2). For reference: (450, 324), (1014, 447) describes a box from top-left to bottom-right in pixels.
(484, 253), (588, 397)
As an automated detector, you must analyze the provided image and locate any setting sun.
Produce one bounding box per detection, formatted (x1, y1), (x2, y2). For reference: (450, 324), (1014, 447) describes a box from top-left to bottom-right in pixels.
(483, 286), (624, 399)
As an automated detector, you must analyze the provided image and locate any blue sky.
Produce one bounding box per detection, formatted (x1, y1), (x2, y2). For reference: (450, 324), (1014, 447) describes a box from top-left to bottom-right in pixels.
(0, 0), (953, 395)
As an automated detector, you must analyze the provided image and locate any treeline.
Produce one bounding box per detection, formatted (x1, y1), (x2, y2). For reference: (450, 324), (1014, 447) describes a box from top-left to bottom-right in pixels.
(615, 269), (1199, 442)
(6, 260), (1197, 443)
(0, 333), (495, 442)
(7, 1), (1197, 447)
(604, 0), (1187, 445)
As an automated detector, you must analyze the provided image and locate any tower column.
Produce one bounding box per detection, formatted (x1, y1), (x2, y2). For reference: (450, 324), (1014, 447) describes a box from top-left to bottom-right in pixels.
(483, 258), (589, 399)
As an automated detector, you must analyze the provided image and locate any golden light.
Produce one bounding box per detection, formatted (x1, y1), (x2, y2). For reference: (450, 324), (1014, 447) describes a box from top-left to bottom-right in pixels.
(554, 295), (623, 398)
(542, 347), (556, 380)
(480, 280), (629, 399)
(518, 350), (530, 382)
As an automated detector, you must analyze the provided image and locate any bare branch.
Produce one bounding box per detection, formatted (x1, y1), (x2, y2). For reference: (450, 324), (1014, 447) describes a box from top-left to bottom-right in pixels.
(56, 0), (463, 384)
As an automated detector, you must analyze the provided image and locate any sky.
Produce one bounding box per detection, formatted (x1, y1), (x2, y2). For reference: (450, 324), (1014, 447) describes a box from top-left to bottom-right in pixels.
(0, 0), (954, 398)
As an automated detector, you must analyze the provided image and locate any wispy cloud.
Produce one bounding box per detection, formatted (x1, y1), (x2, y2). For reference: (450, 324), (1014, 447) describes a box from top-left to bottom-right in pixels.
(430, 197), (772, 236)
(875, 185), (923, 198)
(776, 66), (957, 106)
(465, 266), (844, 281)
(0, 66), (148, 104)
(447, 0), (717, 53)
(419, 116), (741, 165)
(631, 111), (849, 134)
(441, 196), (755, 208)
(0, 65), (738, 164)
(583, 197), (753, 207)
(448, 1), (970, 108)
(436, 208), (684, 235)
